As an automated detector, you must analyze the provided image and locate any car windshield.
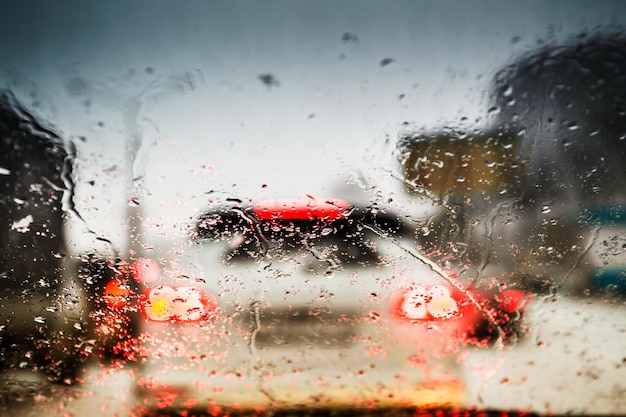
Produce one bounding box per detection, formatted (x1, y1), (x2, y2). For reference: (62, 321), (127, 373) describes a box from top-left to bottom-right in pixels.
(1, 1), (625, 416)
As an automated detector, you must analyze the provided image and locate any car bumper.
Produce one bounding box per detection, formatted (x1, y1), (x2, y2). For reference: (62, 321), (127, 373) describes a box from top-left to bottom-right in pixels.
(132, 332), (465, 415)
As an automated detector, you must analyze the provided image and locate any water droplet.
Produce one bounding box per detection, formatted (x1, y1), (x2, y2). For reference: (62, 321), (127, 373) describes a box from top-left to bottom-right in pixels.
(128, 197), (140, 207)
(541, 205), (551, 214)
(11, 215), (33, 233)
(258, 73), (280, 88)
(0, 166), (10, 175)
(488, 106), (501, 115)
(341, 32), (359, 43)
(321, 227), (333, 236)
(484, 160), (496, 168)
(34, 316), (46, 324)
(380, 58), (394, 67)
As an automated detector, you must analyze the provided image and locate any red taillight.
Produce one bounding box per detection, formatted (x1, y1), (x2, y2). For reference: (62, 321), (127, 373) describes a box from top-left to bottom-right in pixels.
(389, 283), (483, 351)
(390, 281), (530, 349)
(495, 289), (530, 313)
(140, 285), (218, 322)
(100, 257), (219, 323)
(252, 197), (350, 221)
(104, 279), (131, 308)
(390, 284), (470, 323)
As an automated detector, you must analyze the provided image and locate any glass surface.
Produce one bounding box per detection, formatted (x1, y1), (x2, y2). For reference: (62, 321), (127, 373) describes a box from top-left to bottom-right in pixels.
(0, 1), (625, 416)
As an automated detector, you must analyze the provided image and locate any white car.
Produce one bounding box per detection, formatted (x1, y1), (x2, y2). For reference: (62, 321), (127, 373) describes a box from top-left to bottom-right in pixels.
(95, 197), (529, 415)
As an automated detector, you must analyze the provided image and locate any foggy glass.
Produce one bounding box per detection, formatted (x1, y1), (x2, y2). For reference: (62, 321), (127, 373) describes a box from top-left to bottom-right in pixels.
(0, 1), (624, 416)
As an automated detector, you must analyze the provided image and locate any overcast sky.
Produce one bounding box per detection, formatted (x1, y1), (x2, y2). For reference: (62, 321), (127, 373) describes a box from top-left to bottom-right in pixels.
(1, 0), (625, 255)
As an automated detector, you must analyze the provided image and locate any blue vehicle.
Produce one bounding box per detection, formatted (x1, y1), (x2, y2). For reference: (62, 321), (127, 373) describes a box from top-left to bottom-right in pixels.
(573, 204), (626, 296)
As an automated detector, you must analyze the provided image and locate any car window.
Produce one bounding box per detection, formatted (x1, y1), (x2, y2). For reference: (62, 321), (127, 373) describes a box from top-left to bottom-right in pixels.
(1, 1), (625, 416)
(194, 205), (406, 268)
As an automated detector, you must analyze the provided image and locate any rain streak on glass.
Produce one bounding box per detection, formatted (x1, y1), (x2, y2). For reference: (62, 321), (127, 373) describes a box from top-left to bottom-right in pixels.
(0, 2), (625, 417)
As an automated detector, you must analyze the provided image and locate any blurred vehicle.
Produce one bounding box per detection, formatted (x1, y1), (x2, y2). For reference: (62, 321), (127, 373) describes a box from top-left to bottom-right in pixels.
(74, 253), (142, 363)
(88, 196), (528, 415)
(397, 32), (626, 298)
(0, 91), (90, 383)
(569, 204), (626, 296)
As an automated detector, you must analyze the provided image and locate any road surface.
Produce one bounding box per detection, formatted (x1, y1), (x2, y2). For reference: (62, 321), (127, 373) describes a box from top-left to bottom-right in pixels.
(0, 296), (623, 416)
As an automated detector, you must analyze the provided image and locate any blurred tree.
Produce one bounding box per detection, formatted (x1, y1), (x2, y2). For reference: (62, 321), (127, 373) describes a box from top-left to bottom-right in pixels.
(491, 31), (626, 211)
(0, 91), (70, 287)
(0, 91), (85, 382)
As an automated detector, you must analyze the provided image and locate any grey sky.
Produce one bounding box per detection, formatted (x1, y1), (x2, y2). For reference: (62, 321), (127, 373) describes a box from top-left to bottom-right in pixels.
(1, 0), (624, 255)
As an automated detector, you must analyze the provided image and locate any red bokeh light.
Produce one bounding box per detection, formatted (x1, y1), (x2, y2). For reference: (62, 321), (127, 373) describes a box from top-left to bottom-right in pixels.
(104, 279), (131, 308)
(130, 257), (161, 284)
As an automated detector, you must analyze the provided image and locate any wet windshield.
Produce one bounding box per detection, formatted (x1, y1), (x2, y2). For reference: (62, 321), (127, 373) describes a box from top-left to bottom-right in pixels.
(1, 1), (625, 416)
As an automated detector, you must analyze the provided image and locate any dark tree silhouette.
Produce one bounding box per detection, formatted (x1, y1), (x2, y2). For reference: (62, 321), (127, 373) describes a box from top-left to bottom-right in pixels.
(0, 91), (87, 383)
(491, 32), (626, 210)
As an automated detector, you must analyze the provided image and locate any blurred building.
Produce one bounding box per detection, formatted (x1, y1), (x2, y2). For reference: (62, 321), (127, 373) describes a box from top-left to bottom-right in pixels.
(398, 32), (626, 295)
